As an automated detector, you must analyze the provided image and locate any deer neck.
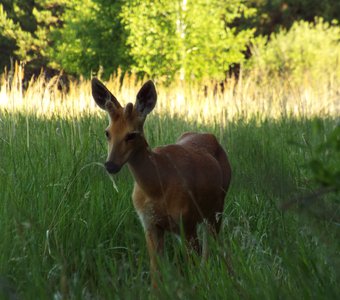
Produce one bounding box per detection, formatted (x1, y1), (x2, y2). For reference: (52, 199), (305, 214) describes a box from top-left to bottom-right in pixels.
(127, 138), (163, 196)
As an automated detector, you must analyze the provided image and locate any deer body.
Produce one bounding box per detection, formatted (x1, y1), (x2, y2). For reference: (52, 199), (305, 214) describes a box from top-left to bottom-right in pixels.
(130, 132), (230, 235)
(91, 78), (231, 286)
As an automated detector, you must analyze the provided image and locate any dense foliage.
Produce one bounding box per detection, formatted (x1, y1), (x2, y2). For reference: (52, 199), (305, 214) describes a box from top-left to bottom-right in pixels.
(0, 0), (67, 76)
(120, 0), (254, 82)
(248, 19), (340, 84)
(246, 0), (340, 34)
(309, 123), (340, 192)
(1, 0), (340, 81)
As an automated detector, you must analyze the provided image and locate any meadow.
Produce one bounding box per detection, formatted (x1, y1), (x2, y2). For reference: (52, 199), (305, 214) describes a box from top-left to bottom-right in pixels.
(0, 67), (339, 299)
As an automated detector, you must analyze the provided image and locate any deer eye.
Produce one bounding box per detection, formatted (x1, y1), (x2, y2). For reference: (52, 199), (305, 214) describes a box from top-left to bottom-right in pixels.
(125, 132), (139, 142)
(105, 130), (110, 140)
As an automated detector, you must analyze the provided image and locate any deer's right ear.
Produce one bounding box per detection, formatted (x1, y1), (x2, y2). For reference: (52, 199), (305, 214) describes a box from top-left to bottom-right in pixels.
(91, 78), (121, 110)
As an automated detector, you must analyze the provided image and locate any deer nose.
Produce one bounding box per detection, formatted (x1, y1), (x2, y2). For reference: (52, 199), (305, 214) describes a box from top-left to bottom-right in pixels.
(104, 161), (121, 174)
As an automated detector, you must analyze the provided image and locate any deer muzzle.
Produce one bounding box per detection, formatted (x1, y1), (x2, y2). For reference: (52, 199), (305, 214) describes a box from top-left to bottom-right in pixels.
(104, 161), (122, 174)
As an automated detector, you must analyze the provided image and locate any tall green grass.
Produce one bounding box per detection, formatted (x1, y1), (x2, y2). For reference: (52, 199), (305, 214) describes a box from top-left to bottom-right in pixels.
(0, 108), (339, 298)
(0, 65), (339, 298)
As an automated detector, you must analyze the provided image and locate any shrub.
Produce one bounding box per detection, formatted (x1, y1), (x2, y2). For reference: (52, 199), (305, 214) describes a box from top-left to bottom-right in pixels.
(248, 19), (340, 85)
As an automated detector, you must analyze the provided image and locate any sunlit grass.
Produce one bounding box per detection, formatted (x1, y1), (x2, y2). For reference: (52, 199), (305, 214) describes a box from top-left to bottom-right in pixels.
(1, 63), (339, 121)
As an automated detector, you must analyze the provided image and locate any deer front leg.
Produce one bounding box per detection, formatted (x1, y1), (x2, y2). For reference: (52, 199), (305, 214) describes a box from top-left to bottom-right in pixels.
(145, 226), (164, 288)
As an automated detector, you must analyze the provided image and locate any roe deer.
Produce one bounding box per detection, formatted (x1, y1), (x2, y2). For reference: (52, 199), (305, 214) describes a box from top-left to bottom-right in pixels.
(91, 78), (232, 287)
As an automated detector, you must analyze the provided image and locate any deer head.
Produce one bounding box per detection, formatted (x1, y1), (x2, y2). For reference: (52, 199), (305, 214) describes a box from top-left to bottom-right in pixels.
(91, 78), (157, 174)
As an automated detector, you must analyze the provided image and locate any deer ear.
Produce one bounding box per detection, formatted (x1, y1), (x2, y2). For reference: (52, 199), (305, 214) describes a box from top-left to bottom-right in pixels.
(135, 80), (157, 117)
(91, 78), (121, 110)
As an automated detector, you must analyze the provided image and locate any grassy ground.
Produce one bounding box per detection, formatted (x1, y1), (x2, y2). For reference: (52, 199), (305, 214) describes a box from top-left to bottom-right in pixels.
(0, 70), (339, 299)
(0, 112), (339, 299)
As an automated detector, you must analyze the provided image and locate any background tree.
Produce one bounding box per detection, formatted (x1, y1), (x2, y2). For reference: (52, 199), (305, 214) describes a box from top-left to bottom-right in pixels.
(247, 19), (340, 85)
(120, 0), (182, 81)
(1, 0), (340, 81)
(183, 0), (255, 81)
(246, 0), (340, 35)
(0, 0), (67, 77)
(50, 0), (255, 81)
(50, 0), (131, 78)
(121, 0), (255, 82)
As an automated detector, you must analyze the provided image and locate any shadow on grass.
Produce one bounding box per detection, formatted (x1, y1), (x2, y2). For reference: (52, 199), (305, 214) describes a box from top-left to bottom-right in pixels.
(1, 111), (338, 298)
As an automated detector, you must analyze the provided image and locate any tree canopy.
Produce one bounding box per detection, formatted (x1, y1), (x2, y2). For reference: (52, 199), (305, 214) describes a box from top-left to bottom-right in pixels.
(0, 0), (339, 81)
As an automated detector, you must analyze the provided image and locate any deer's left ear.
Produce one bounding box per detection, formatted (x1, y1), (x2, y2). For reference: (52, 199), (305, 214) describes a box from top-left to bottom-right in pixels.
(135, 80), (157, 117)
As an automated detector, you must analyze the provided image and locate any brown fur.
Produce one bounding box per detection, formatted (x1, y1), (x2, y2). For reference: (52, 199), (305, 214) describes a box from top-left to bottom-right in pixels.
(91, 78), (232, 287)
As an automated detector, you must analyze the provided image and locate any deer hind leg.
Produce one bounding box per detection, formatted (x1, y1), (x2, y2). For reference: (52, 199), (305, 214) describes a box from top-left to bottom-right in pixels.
(201, 212), (223, 263)
(185, 229), (201, 254)
(201, 221), (209, 263)
(145, 226), (164, 288)
(207, 211), (234, 275)
(209, 211), (223, 236)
